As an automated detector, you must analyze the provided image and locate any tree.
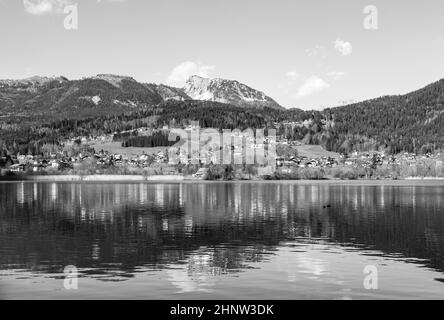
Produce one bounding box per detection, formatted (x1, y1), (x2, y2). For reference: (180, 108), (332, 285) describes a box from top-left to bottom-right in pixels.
(244, 164), (257, 180)
(277, 144), (298, 160)
(223, 165), (234, 180)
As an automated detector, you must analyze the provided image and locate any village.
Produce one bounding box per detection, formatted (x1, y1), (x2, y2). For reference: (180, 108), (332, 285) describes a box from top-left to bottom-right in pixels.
(1, 128), (443, 180)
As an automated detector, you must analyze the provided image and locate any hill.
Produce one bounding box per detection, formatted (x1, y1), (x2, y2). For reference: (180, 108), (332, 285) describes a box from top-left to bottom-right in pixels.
(321, 79), (444, 153)
(1, 74), (444, 156)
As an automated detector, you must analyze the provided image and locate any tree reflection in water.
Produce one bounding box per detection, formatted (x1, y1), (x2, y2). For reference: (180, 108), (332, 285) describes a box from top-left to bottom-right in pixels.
(1, 182), (444, 283)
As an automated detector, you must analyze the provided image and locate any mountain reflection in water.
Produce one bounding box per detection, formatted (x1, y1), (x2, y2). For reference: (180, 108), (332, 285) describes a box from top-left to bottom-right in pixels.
(1, 182), (444, 299)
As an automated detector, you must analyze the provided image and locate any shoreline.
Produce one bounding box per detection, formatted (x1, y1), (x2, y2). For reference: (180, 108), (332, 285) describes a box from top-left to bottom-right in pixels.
(1, 175), (444, 186)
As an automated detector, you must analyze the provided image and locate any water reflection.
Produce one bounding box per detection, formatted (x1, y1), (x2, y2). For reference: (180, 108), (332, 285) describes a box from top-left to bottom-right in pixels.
(1, 182), (444, 298)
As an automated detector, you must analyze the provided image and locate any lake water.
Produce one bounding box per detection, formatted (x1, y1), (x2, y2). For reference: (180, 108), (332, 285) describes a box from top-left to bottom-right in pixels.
(1, 181), (444, 300)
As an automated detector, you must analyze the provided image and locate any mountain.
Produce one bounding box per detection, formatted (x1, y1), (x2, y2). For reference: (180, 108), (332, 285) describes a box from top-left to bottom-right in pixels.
(0, 74), (164, 120)
(1, 73), (444, 155)
(0, 76), (68, 89)
(320, 79), (444, 153)
(0, 74), (282, 122)
(148, 84), (189, 101)
(184, 75), (283, 110)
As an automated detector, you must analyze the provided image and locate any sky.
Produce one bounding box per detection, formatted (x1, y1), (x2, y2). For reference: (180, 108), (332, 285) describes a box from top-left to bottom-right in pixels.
(0, 0), (443, 110)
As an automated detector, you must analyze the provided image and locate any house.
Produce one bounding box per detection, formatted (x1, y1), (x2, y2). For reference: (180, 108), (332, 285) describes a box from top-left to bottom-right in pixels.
(139, 154), (150, 162)
(33, 164), (45, 172)
(50, 160), (60, 169)
(155, 151), (167, 163)
(276, 157), (285, 167)
(10, 164), (25, 172)
(193, 168), (209, 180)
(17, 155), (27, 164)
(162, 167), (178, 175)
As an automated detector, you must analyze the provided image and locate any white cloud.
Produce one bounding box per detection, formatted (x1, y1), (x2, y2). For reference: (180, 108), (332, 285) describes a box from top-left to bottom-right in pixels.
(285, 70), (300, 81)
(166, 61), (215, 87)
(23, 0), (123, 15)
(305, 45), (324, 57)
(327, 71), (345, 80)
(334, 38), (353, 56)
(296, 76), (330, 98)
(277, 70), (300, 95)
(23, 0), (72, 15)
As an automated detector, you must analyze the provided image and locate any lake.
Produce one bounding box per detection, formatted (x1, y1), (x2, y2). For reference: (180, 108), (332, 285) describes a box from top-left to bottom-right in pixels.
(1, 181), (444, 300)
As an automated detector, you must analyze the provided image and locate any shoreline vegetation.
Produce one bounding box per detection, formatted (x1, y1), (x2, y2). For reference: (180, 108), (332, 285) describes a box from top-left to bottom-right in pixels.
(2, 142), (444, 183)
(1, 176), (444, 187)
(0, 165), (444, 183)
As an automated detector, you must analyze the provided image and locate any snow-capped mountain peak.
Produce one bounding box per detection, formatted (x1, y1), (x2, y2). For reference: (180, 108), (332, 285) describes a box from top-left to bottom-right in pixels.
(184, 75), (283, 109)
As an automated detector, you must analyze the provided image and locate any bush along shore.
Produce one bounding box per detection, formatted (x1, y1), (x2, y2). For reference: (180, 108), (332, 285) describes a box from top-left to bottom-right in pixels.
(1, 161), (444, 182)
